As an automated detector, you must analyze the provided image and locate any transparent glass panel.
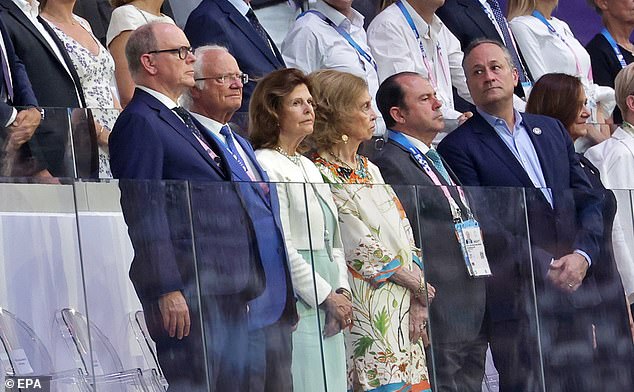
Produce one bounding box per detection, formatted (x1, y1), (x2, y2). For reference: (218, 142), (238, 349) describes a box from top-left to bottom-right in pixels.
(0, 181), (90, 390)
(525, 183), (634, 391)
(73, 179), (206, 391)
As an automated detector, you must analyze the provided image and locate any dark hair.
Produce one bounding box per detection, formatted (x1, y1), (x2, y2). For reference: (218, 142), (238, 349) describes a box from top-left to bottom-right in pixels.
(376, 72), (420, 128)
(249, 68), (313, 150)
(110, 0), (134, 7)
(526, 73), (584, 129)
(463, 38), (515, 71)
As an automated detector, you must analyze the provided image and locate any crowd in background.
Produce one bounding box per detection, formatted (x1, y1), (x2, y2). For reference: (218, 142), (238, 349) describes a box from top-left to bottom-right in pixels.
(2, 0), (634, 391)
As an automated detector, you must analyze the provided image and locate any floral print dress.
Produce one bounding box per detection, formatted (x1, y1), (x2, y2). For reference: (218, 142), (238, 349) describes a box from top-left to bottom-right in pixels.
(47, 16), (119, 178)
(313, 153), (432, 392)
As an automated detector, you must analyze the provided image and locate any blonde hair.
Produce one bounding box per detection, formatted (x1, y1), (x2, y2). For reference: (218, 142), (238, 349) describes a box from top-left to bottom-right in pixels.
(305, 70), (368, 151)
(507, 0), (536, 20)
(615, 63), (634, 114)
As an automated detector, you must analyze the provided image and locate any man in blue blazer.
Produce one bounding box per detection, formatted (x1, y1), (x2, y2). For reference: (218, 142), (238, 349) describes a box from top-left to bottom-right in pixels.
(109, 23), (294, 391)
(0, 11), (42, 177)
(184, 0), (285, 128)
(438, 40), (604, 391)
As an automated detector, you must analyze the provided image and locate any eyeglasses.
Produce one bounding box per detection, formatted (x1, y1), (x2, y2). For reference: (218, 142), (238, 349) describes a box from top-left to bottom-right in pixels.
(195, 73), (249, 85)
(147, 46), (193, 60)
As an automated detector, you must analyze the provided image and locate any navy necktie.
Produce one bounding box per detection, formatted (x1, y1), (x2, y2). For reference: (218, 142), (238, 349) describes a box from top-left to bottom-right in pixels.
(426, 149), (452, 185)
(486, 0), (528, 83)
(246, 9), (270, 47)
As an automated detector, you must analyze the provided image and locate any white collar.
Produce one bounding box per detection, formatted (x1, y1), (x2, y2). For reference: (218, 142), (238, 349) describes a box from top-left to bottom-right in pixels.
(401, 132), (431, 154)
(13, 0), (39, 20)
(190, 112), (226, 137)
(315, 0), (364, 30)
(400, 0), (444, 39)
(137, 86), (180, 109)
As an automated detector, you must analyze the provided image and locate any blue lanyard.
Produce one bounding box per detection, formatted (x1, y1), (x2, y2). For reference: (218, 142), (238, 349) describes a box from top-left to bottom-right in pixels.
(298, 9), (377, 72)
(601, 28), (628, 69)
(388, 130), (432, 174)
(395, 0), (445, 87)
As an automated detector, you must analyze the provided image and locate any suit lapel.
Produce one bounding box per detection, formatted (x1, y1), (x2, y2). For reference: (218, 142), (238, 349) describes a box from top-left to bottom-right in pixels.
(38, 16), (86, 107)
(1, 1), (59, 61)
(138, 91), (226, 178)
(458, 0), (501, 40)
(219, 0), (281, 67)
(471, 113), (535, 187)
(521, 115), (555, 191)
(233, 133), (271, 205)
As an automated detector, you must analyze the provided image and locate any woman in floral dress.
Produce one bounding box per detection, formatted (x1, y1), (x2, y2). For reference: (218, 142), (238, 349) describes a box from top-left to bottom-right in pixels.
(307, 69), (435, 392)
(41, 0), (121, 178)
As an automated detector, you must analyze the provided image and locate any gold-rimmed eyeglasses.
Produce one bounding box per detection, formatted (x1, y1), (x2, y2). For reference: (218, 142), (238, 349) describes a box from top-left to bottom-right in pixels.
(195, 73), (249, 85)
(147, 46), (194, 60)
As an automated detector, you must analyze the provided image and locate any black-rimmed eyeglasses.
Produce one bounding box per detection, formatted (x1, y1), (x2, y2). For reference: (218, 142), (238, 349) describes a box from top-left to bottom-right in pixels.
(195, 73), (249, 85)
(147, 46), (193, 60)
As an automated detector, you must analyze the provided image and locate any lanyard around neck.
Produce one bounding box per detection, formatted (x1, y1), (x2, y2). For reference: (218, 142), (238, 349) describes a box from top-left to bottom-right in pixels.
(299, 10), (378, 72)
(394, 0), (448, 89)
(532, 11), (591, 81)
(601, 28), (628, 69)
(388, 130), (471, 220)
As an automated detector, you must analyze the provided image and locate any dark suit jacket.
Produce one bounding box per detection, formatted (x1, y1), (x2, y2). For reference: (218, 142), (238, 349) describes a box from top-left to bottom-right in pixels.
(437, 112), (603, 321)
(369, 137), (486, 343)
(436, 0), (530, 99)
(0, 11), (39, 176)
(184, 0), (285, 115)
(0, 0), (87, 176)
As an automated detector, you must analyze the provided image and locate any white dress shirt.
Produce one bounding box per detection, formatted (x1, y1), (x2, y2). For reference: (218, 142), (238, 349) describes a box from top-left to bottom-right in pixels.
(585, 124), (634, 302)
(367, 0), (472, 130)
(509, 15), (615, 117)
(281, 0), (385, 135)
(190, 112), (262, 181)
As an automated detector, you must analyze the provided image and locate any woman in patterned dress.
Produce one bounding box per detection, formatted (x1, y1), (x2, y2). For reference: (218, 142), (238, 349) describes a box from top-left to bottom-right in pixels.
(41, 0), (121, 178)
(307, 69), (435, 392)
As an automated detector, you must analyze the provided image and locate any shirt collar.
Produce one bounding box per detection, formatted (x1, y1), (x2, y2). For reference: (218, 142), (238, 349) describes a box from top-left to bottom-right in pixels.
(190, 112), (226, 139)
(315, 0), (364, 30)
(401, 132), (431, 154)
(477, 107), (523, 133)
(227, 0), (251, 16)
(13, 0), (39, 20)
(401, 0), (443, 39)
(137, 86), (180, 109)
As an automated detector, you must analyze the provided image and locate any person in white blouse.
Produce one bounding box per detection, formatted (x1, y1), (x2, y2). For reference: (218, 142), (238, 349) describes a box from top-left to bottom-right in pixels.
(107, 0), (175, 107)
(586, 64), (634, 309)
(508, 0), (615, 147)
(281, 0), (386, 136)
(250, 68), (352, 392)
(367, 0), (473, 141)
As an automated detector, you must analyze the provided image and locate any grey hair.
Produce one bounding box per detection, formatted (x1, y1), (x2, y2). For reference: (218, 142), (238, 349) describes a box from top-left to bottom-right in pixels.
(125, 22), (161, 80)
(462, 38), (515, 75)
(615, 63), (634, 113)
(180, 45), (230, 109)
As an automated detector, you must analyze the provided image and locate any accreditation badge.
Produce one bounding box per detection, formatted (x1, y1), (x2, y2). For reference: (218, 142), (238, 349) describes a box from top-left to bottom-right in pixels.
(455, 219), (491, 277)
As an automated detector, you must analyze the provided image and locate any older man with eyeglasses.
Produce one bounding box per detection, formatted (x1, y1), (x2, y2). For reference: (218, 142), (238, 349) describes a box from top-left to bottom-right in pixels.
(110, 23), (297, 392)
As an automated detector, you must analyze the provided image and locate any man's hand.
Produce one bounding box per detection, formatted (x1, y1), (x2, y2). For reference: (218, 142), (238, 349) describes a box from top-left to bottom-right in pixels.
(409, 299), (430, 346)
(7, 108), (41, 148)
(547, 253), (589, 293)
(158, 291), (190, 339)
(458, 111), (474, 125)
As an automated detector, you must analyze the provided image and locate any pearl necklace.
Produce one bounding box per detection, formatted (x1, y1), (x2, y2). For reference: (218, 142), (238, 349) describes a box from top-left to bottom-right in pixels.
(275, 146), (301, 165)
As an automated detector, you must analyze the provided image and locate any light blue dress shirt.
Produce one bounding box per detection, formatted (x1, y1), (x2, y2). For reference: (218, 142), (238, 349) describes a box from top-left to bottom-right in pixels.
(478, 108), (591, 266)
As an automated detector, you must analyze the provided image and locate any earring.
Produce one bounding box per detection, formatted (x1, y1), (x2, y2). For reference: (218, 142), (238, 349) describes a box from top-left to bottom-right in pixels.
(341, 134), (349, 144)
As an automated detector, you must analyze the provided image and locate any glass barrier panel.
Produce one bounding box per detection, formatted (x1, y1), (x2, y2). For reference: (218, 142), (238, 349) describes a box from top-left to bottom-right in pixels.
(0, 180), (90, 391)
(525, 184), (634, 391)
(74, 179), (208, 391)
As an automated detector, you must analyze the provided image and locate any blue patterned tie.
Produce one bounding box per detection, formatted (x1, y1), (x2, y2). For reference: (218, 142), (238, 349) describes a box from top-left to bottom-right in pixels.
(219, 125), (248, 172)
(486, 0), (528, 83)
(426, 149), (452, 185)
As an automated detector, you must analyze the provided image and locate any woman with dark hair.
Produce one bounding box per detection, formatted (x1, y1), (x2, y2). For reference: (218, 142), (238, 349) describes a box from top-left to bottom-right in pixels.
(250, 68), (352, 392)
(307, 69), (433, 392)
(527, 72), (634, 387)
